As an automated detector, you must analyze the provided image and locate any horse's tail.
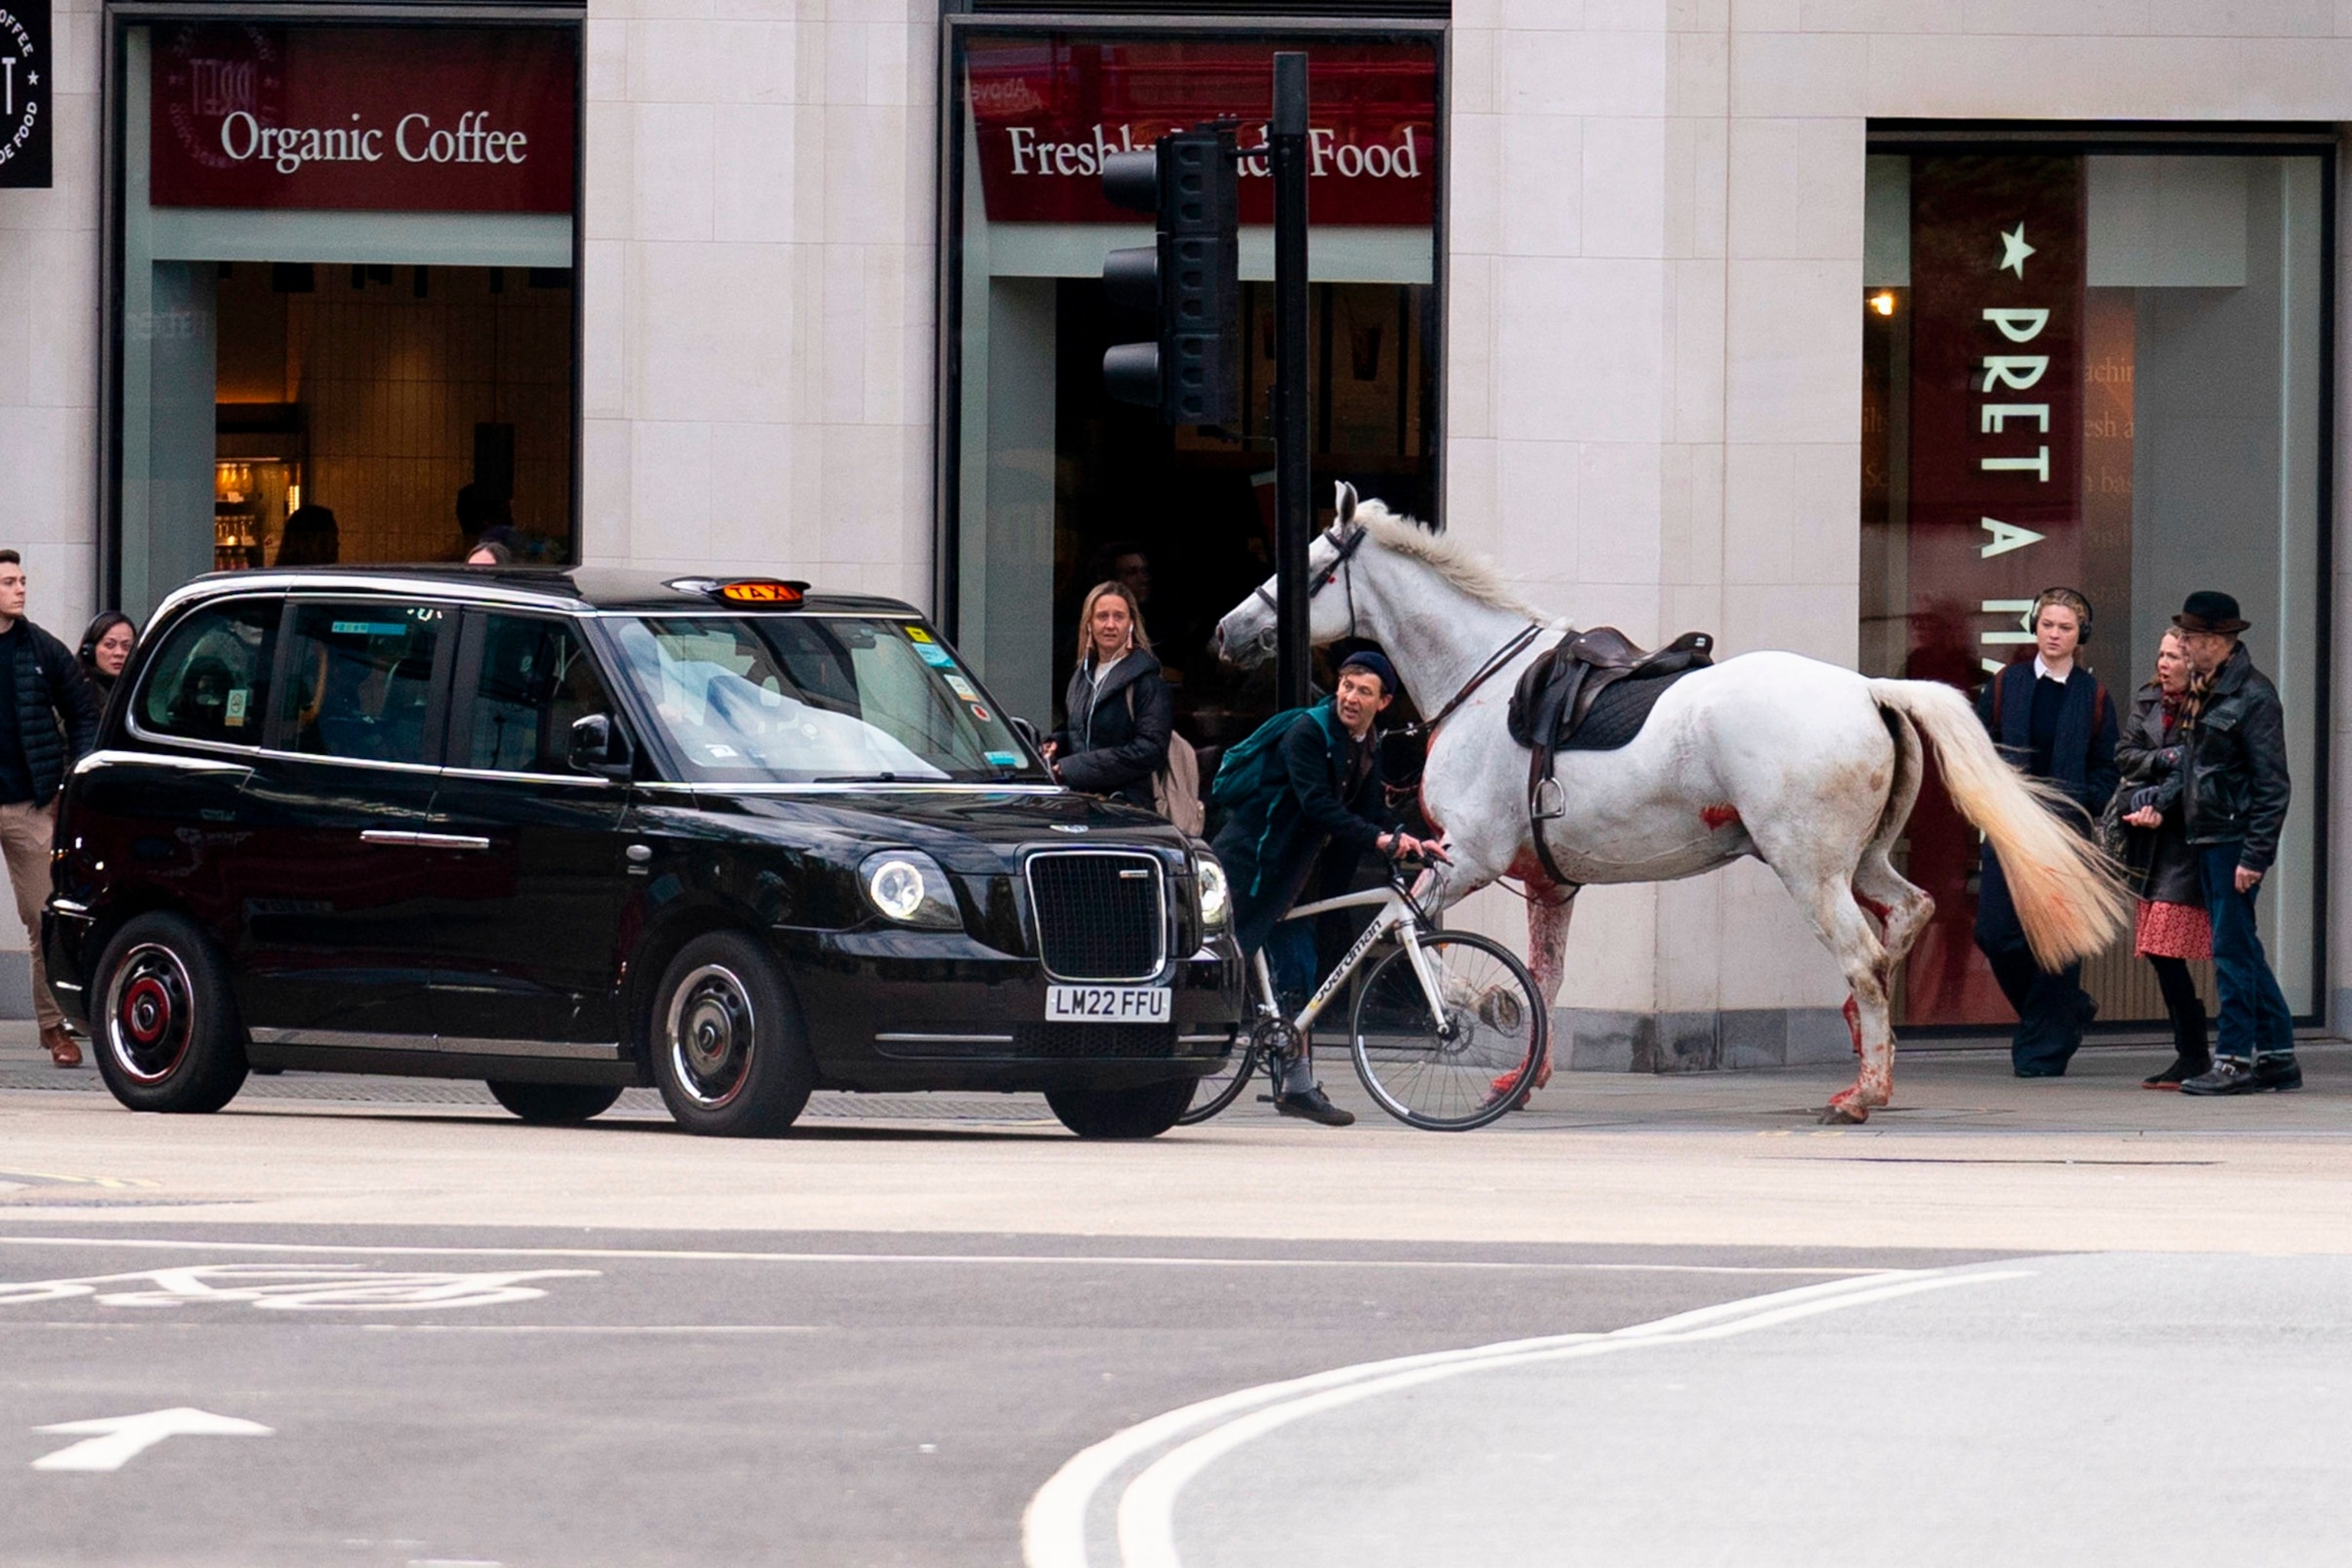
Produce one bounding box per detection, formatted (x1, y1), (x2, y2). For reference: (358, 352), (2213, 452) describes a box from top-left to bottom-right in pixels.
(1865, 678), (2130, 969)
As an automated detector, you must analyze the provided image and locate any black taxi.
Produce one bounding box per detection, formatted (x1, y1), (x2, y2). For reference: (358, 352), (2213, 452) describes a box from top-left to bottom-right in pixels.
(42, 569), (1243, 1138)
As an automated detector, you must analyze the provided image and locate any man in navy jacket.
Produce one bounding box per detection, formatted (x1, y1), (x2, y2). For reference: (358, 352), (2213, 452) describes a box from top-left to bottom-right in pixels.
(1975, 588), (2118, 1077)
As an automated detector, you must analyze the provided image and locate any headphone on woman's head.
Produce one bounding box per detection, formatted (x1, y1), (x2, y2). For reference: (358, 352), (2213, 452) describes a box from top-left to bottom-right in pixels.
(2031, 585), (2092, 645)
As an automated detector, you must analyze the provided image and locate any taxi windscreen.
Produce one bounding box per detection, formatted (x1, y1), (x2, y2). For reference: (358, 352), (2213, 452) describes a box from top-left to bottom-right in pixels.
(607, 614), (1044, 784)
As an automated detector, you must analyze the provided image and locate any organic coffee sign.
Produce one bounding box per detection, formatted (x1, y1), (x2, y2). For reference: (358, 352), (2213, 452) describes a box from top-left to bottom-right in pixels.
(965, 38), (1436, 227)
(150, 24), (575, 213)
(0, 0), (50, 189)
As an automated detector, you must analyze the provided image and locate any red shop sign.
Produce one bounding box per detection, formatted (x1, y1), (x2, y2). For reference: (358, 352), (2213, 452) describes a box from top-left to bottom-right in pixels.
(1899, 154), (2089, 1025)
(151, 24), (575, 214)
(965, 38), (1436, 227)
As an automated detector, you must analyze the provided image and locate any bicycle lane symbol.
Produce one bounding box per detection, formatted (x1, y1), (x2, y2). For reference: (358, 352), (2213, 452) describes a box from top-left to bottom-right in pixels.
(0, 1263), (601, 1312)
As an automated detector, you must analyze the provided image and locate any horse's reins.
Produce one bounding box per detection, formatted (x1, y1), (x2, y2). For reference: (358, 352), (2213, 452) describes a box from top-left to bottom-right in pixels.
(1398, 621), (1546, 741)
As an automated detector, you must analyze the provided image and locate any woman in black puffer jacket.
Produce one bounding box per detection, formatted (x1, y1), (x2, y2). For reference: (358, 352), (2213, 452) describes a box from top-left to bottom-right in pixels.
(1044, 581), (1171, 812)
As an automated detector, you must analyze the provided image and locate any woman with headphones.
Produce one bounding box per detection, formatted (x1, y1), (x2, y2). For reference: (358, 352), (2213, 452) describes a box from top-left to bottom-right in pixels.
(1973, 587), (2120, 1077)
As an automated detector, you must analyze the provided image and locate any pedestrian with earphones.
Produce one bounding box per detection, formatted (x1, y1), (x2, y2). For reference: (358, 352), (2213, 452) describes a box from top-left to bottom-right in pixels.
(1974, 586), (2118, 1077)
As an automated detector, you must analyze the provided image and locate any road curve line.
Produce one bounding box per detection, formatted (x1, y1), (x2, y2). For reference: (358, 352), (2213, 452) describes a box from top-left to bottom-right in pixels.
(1112, 1268), (2035, 1568)
(0, 1236), (1885, 1276)
(1021, 1269), (1936, 1568)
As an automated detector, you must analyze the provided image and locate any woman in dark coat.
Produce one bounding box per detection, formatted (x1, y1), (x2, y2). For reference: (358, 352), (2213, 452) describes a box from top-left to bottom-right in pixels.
(1043, 581), (1171, 811)
(77, 612), (136, 701)
(1975, 587), (2118, 1078)
(2114, 627), (2210, 1088)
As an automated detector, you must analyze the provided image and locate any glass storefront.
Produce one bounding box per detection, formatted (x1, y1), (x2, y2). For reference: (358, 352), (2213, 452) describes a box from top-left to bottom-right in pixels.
(1861, 139), (2329, 1027)
(939, 22), (1442, 753)
(110, 18), (580, 620)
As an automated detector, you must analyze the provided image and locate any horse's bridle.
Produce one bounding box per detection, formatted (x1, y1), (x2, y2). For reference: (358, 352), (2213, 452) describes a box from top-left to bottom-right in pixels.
(1252, 522), (1370, 642)
(1253, 523), (1543, 736)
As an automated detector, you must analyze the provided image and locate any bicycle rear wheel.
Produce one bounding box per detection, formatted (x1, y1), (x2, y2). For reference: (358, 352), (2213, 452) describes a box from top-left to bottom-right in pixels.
(1176, 1042), (1260, 1125)
(1349, 932), (1546, 1131)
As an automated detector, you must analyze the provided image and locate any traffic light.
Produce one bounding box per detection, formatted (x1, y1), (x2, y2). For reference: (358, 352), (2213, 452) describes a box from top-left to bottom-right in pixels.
(1100, 126), (1240, 426)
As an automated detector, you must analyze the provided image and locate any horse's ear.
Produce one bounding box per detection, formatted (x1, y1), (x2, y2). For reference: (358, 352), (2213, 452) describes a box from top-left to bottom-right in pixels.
(1334, 482), (1357, 527)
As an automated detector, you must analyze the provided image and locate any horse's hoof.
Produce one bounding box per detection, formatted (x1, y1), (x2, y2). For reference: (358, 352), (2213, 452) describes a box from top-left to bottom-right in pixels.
(1818, 1093), (1870, 1125)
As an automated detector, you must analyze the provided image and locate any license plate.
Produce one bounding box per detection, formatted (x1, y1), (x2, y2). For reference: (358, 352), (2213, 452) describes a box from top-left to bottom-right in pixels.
(1045, 985), (1170, 1023)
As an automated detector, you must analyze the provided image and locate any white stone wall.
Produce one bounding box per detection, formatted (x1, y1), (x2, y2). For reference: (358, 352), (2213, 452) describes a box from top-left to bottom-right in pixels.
(581, 0), (936, 608)
(10, 0), (2352, 1040)
(1445, 0), (2352, 1037)
(0, 0), (102, 645)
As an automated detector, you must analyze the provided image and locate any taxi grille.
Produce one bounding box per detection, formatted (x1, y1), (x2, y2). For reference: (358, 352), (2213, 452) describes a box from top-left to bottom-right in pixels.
(1027, 852), (1165, 982)
(1011, 1022), (1179, 1058)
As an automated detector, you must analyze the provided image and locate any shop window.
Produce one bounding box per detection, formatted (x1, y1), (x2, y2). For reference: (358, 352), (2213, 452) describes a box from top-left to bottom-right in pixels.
(942, 25), (1442, 753)
(113, 22), (580, 620)
(1860, 142), (2328, 1025)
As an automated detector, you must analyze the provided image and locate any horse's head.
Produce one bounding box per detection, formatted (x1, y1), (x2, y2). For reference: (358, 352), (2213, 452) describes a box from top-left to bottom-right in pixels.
(1213, 482), (1386, 667)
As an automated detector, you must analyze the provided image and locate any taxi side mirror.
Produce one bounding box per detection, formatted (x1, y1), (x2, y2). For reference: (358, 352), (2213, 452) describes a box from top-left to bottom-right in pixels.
(567, 714), (635, 779)
(1008, 716), (1043, 752)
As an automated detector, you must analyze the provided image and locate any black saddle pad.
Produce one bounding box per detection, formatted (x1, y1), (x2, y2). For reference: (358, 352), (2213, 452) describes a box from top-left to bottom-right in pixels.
(1557, 665), (1701, 753)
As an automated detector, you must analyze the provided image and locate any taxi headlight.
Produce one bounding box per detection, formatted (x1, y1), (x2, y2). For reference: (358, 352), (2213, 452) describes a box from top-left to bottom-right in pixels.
(1196, 854), (1230, 927)
(860, 851), (962, 929)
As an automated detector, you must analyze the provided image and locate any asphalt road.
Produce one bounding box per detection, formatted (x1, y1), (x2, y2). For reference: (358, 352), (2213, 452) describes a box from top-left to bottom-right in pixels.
(5, 1038), (2348, 1566)
(0, 1228), (1989, 1568)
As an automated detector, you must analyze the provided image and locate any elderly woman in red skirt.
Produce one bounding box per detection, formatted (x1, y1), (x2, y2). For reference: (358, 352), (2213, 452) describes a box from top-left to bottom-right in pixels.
(2115, 627), (2212, 1087)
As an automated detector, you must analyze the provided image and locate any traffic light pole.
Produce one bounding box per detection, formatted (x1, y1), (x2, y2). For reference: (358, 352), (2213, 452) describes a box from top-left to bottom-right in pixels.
(1269, 53), (1313, 713)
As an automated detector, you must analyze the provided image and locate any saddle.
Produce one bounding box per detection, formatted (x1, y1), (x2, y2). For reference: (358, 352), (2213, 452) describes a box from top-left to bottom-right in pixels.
(1507, 626), (1714, 888)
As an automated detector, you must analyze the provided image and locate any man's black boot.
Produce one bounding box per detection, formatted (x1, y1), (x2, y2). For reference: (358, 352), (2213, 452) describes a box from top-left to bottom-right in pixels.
(2256, 1053), (2304, 1092)
(1273, 1085), (1356, 1127)
(2180, 1057), (2261, 1096)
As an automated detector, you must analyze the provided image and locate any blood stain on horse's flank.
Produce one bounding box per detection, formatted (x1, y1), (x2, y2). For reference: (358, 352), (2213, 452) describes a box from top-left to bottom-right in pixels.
(1700, 803), (1741, 831)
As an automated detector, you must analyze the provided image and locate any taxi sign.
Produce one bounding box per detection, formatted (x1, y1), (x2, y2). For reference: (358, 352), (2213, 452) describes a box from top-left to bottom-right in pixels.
(716, 580), (808, 605)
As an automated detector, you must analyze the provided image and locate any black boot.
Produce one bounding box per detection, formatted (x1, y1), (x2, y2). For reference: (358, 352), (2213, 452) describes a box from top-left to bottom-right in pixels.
(2143, 998), (2210, 1089)
(1273, 1084), (1356, 1126)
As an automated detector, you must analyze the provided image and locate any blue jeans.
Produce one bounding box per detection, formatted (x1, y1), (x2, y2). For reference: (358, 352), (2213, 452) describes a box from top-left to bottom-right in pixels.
(2200, 842), (2295, 1060)
(1263, 917), (1316, 1016)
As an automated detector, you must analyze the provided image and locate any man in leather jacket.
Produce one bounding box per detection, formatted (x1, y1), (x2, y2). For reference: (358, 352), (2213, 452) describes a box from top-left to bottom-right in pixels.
(2156, 592), (2299, 1095)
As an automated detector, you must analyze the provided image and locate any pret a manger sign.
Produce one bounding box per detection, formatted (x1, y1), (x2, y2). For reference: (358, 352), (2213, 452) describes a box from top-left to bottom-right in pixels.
(150, 24), (575, 213)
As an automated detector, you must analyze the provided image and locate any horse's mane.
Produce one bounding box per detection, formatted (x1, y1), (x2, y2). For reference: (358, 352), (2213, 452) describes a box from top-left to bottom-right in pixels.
(1353, 501), (1544, 618)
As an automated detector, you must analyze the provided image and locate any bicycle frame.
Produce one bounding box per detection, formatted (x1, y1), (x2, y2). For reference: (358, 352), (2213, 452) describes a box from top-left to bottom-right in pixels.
(1250, 880), (1451, 1040)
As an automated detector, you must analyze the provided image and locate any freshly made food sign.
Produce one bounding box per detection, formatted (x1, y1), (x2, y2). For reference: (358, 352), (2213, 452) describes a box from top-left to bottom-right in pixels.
(965, 38), (1436, 227)
(150, 24), (575, 213)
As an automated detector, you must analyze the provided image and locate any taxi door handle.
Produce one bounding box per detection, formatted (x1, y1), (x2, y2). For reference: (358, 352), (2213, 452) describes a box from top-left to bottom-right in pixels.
(361, 829), (493, 851)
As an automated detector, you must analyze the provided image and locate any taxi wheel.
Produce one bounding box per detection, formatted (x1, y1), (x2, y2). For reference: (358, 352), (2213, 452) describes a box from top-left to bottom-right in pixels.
(90, 911), (248, 1115)
(1044, 1077), (1194, 1139)
(486, 1080), (625, 1125)
(648, 933), (814, 1136)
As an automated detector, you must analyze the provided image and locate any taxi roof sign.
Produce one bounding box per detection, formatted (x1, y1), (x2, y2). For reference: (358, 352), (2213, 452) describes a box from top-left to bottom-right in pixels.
(714, 579), (809, 605)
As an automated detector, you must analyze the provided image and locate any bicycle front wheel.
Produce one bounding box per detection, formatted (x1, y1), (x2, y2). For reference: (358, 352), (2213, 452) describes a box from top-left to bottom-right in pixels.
(1350, 932), (1547, 1131)
(1176, 1042), (1260, 1125)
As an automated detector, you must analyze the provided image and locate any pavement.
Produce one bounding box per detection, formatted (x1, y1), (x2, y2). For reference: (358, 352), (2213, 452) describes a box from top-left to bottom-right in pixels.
(4, 1024), (2349, 1566)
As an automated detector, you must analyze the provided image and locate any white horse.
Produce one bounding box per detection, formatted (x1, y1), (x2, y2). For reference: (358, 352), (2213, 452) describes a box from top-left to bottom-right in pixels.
(1212, 488), (2128, 1122)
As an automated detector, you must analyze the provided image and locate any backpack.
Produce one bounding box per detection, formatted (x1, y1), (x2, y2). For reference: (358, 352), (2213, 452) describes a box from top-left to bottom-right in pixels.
(1153, 733), (1206, 835)
(1120, 684), (1205, 835)
(1210, 703), (1325, 814)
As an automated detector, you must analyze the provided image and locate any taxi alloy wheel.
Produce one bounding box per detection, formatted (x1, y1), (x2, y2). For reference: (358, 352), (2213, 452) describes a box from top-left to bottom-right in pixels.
(90, 911), (248, 1114)
(649, 932), (814, 1136)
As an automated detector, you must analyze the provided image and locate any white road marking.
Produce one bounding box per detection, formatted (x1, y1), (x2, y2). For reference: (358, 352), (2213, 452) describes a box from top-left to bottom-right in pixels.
(31, 1406), (272, 1472)
(1024, 1266), (2035, 1568)
(0, 1235), (1883, 1276)
(0, 1264), (598, 1312)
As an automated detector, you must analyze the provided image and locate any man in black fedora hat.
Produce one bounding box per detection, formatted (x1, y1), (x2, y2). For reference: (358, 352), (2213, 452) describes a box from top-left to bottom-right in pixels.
(2158, 591), (2299, 1094)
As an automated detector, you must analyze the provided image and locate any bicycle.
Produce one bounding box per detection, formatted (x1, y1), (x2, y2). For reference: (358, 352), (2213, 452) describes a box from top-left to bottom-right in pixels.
(1179, 855), (1547, 1132)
